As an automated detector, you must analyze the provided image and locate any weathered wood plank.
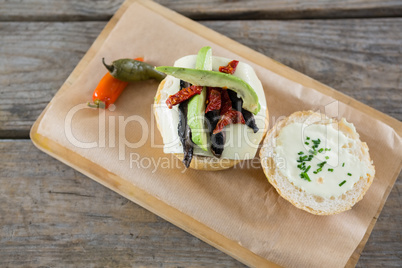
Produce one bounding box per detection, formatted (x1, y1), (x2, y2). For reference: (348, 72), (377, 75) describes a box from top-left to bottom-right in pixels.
(1, 19), (401, 138)
(0, 22), (106, 138)
(0, 140), (400, 267)
(202, 18), (402, 120)
(0, 140), (246, 267)
(0, 0), (401, 21)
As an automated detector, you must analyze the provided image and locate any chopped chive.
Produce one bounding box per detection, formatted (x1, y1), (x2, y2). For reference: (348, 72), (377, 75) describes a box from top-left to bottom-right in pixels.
(305, 165), (311, 173)
(348, 173), (352, 176)
(300, 172), (311, 182)
(313, 161), (327, 174)
(306, 137), (310, 140)
(298, 152), (304, 155)
(318, 161), (327, 168)
(305, 142), (309, 145)
(318, 148), (324, 153)
(339, 180), (347, 186)
(328, 168), (334, 172)
(342, 163), (345, 167)
(297, 162), (306, 170)
(297, 156), (308, 162)
(325, 156), (329, 160)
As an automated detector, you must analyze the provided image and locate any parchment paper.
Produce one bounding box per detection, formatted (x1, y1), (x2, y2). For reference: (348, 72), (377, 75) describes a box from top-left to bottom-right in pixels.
(35, 2), (402, 267)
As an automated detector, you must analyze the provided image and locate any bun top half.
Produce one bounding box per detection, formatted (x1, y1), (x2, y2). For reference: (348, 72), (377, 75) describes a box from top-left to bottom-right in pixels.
(260, 111), (375, 215)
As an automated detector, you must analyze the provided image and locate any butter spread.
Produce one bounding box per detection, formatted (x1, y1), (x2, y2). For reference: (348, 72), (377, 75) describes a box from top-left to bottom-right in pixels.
(155, 55), (267, 160)
(274, 121), (373, 198)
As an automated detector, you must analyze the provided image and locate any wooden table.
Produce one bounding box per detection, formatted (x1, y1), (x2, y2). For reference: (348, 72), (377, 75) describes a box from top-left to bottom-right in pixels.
(1, 1), (401, 266)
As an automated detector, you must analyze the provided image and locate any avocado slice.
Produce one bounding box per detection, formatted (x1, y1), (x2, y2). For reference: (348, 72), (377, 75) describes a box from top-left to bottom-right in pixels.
(194, 46), (212, 70)
(187, 46), (212, 151)
(155, 66), (261, 115)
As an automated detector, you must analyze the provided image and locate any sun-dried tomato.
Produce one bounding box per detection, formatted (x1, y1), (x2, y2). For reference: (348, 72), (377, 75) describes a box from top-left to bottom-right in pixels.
(213, 88), (246, 134)
(205, 87), (221, 113)
(213, 110), (245, 134)
(166, 85), (203, 109)
(220, 89), (233, 115)
(219, 60), (239, 75)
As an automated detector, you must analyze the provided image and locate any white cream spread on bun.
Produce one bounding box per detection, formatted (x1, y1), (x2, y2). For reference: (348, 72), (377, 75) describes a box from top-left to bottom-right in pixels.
(260, 111), (375, 215)
(274, 119), (375, 198)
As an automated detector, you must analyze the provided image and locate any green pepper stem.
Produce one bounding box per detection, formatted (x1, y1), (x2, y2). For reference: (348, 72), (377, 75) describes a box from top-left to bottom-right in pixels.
(102, 58), (114, 73)
(87, 99), (106, 109)
(87, 101), (99, 108)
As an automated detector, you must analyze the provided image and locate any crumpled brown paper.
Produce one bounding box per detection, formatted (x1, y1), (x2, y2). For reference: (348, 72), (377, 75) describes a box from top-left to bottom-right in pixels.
(34, 1), (402, 267)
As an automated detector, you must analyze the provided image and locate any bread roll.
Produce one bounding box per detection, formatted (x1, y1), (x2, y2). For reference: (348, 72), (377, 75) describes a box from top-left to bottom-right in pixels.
(260, 111), (375, 215)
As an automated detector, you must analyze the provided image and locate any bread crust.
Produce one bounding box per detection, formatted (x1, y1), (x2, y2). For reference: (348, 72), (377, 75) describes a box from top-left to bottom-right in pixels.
(259, 111), (375, 215)
(154, 78), (268, 171)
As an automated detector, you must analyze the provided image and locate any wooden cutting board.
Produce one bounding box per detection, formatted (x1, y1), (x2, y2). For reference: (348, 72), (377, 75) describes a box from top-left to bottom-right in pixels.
(30, 0), (402, 266)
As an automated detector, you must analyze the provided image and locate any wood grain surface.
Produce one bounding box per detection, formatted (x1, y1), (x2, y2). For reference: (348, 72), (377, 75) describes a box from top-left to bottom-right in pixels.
(0, 140), (246, 267)
(0, 22), (104, 138)
(1, 18), (401, 138)
(1, 0), (401, 266)
(0, 140), (400, 267)
(0, 0), (401, 21)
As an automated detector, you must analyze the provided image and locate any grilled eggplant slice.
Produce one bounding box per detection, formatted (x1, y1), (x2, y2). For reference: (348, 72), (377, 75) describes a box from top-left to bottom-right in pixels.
(177, 81), (194, 168)
(227, 89), (259, 133)
(206, 110), (225, 157)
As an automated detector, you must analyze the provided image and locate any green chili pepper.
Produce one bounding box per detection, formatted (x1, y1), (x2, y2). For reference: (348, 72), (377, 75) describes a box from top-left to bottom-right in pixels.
(102, 58), (166, 82)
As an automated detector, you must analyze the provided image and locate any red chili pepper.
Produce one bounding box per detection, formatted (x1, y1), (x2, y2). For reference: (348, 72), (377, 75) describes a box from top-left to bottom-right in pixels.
(166, 85), (203, 109)
(219, 60), (239, 75)
(205, 87), (221, 113)
(88, 57), (144, 109)
(213, 110), (245, 134)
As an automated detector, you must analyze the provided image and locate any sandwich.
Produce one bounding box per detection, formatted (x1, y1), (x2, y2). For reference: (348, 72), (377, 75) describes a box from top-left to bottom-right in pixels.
(154, 46), (269, 170)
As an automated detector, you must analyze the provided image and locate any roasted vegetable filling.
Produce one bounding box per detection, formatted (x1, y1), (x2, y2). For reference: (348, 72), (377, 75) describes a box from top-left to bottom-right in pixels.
(176, 83), (258, 166)
(162, 51), (260, 168)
